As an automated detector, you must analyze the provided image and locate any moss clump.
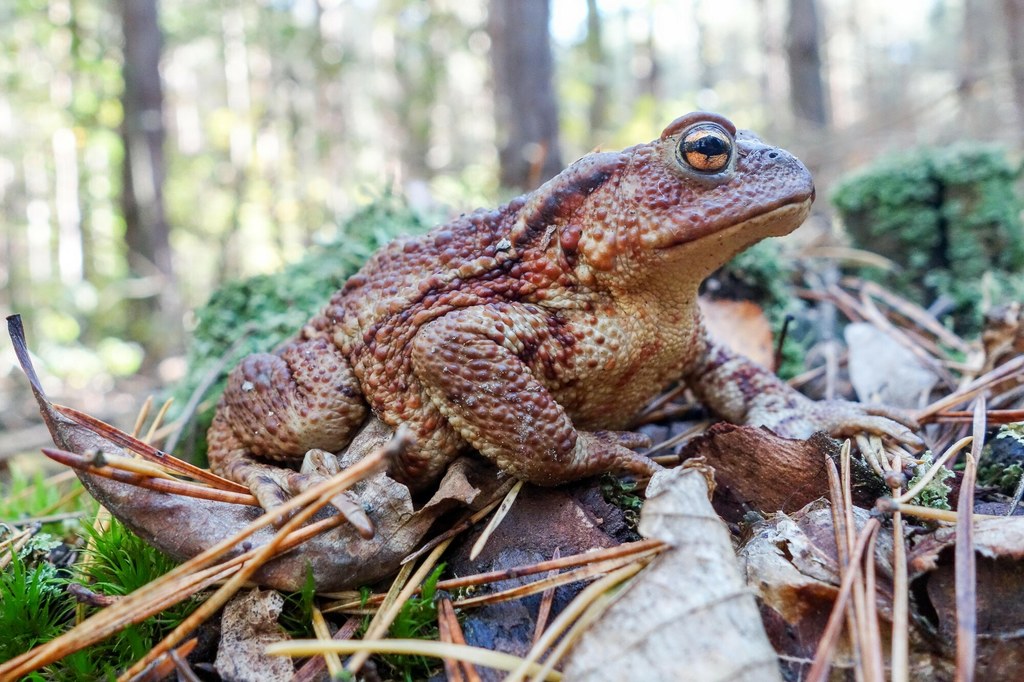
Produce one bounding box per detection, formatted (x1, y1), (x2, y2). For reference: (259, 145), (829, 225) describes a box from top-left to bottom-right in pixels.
(978, 423), (1024, 495)
(832, 145), (1024, 332)
(170, 194), (435, 459)
(905, 454), (954, 510)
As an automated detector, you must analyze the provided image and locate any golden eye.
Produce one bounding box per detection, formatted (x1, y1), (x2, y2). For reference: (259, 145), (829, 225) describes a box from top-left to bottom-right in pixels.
(678, 123), (733, 173)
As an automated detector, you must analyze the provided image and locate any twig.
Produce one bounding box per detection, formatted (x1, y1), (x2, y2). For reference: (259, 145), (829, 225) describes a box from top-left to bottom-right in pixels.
(471, 479), (523, 560)
(41, 448), (258, 506)
(267, 639), (563, 680)
(955, 399), (985, 682)
(806, 519), (881, 682)
(532, 548), (561, 646)
(346, 540), (453, 675)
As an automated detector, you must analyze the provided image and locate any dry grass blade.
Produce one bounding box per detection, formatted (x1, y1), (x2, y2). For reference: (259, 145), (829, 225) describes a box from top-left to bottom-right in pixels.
(856, 280), (971, 354)
(437, 594), (465, 682)
(470, 479), (523, 560)
(268, 639), (563, 680)
(328, 539), (665, 612)
(311, 607), (344, 679)
(916, 355), (1024, 423)
(875, 500), (998, 523)
(346, 539), (452, 675)
(291, 617), (360, 682)
(955, 398), (985, 682)
(0, 437), (395, 681)
(143, 398), (175, 444)
(453, 548), (663, 610)
(118, 440), (397, 680)
(532, 548), (560, 646)
(888, 463), (910, 682)
(891, 436), (972, 505)
(439, 593), (480, 682)
(934, 409), (1024, 424)
(51, 403), (251, 494)
(41, 448), (258, 506)
(861, 525), (884, 682)
(504, 562), (644, 682)
(806, 518), (881, 682)
(824, 445), (863, 681)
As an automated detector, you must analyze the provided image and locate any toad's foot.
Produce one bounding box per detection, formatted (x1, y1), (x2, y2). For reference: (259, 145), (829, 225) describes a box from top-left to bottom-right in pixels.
(754, 397), (923, 448)
(228, 449), (374, 538)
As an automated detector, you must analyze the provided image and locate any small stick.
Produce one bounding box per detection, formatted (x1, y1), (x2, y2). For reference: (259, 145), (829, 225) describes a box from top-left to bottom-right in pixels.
(806, 519), (881, 682)
(954, 399), (985, 682)
(470, 479), (523, 560)
(41, 448), (258, 506)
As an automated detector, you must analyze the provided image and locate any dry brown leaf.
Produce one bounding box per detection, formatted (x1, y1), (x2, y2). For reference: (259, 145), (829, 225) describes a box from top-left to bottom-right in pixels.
(214, 589), (293, 682)
(699, 297), (776, 369)
(680, 423), (836, 522)
(906, 515), (1024, 681)
(563, 465), (781, 682)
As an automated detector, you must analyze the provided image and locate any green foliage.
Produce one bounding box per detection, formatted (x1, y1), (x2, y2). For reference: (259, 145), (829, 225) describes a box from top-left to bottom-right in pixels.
(600, 474), (643, 534)
(0, 551), (73, 664)
(278, 568), (318, 639)
(381, 564), (445, 682)
(905, 454), (954, 510)
(0, 507), (195, 680)
(832, 145), (1024, 332)
(170, 194), (434, 459)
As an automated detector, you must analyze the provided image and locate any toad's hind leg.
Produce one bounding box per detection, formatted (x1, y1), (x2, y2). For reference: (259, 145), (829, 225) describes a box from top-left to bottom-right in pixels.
(207, 337), (369, 510)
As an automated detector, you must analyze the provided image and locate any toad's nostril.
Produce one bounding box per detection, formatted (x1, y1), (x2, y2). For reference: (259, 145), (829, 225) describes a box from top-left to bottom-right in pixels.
(768, 151), (779, 159)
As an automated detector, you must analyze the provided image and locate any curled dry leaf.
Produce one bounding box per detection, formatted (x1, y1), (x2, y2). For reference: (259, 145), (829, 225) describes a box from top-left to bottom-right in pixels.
(680, 422), (838, 522)
(214, 589), (294, 682)
(8, 315), (504, 591)
(908, 516), (1024, 682)
(740, 501), (893, 674)
(564, 465), (781, 682)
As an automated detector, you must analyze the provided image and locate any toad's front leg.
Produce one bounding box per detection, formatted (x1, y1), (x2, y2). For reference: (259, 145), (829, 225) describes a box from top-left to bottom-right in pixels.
(409, 304), (659, 486)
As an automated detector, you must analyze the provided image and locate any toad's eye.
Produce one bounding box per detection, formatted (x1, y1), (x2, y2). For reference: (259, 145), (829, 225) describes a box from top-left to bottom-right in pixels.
(678, 124), (733, 173)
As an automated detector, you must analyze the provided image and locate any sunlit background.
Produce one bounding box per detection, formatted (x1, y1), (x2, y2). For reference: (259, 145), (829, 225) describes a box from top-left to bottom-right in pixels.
(0, 0), (1019, 393)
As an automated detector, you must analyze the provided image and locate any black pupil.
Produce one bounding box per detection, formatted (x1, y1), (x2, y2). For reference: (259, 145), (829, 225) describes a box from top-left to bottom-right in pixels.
(687, 133), (728, 158)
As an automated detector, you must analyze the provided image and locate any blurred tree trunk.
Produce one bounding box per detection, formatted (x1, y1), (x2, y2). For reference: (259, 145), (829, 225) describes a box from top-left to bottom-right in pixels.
(1004, 0), (1024, 136)
(585, 0), (608, 136)
(488, 0), (562, 190)
(120, 0), (180, 355)
(786, 0), (830, 128)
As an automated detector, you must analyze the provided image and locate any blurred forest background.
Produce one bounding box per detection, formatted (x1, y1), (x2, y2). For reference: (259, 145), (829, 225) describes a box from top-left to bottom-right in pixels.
(1, 0), (1023, 422)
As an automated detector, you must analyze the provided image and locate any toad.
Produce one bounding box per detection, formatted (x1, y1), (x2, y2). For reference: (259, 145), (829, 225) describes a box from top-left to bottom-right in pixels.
(207, 111), (918, 511)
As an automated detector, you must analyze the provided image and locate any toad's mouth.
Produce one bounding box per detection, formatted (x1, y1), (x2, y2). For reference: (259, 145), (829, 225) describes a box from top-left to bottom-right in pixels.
(658, 194), (814, 252)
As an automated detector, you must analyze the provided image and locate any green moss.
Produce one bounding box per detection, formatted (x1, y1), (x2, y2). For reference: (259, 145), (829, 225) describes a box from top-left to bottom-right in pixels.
(978, 423), (1024, 495)
(832, 145), (1024, 332)
(905, 454), (954, 510)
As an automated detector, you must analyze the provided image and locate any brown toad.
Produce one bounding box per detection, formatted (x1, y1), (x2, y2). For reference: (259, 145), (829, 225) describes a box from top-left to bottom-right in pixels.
(207, 111), (918, 510)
